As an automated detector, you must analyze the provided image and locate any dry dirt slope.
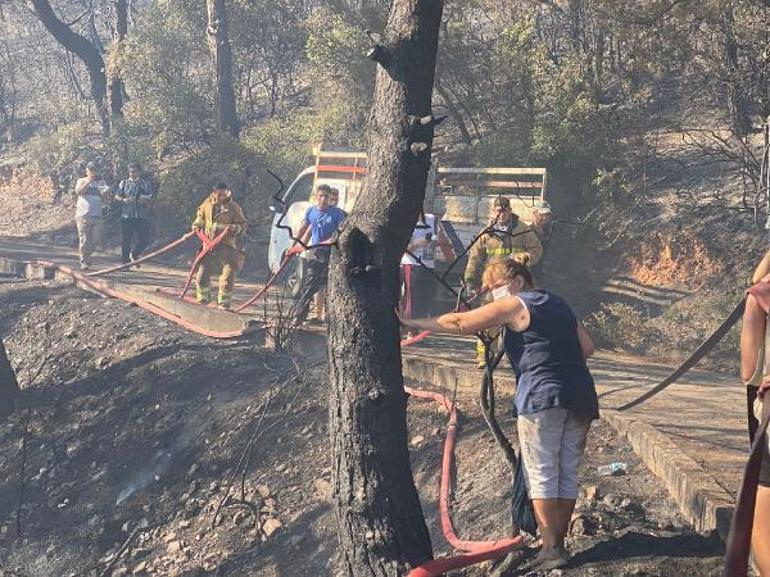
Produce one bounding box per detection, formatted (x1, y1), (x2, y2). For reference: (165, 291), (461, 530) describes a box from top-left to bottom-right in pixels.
(0, 277), (724, 576)
(0, 175), (75, 239)
(0, 278), (337, 576)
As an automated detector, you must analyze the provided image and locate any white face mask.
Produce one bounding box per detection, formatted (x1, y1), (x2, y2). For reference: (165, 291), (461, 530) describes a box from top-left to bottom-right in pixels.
(491, 284), (511, 301)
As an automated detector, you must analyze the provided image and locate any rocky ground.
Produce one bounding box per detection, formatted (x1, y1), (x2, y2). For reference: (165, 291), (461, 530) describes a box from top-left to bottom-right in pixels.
(0, 277), (725, 576)
(419, 403), (724, 577)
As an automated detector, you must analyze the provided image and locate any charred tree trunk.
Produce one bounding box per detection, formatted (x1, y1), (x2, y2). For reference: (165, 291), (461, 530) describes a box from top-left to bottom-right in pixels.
(436, 80), (473, 146)
(29, 0), (111, 136)
(568, 0), (584, 53)
(721, 4), (751, 139)
(326, 1), (444, 575)
(0, 339), (19, 422)
(108, 0), (128, 119)
(206, 0), (239, 138)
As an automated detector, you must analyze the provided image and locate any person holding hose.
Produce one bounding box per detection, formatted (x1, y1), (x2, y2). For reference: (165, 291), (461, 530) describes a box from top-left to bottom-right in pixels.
(398, 259), (598, 570)
(739, 250), (770, 577)
(288, 184), (346, 327)
(311, 187), (346, 323)
(191, 183), (247, 310)
(464, 196), (543, 368)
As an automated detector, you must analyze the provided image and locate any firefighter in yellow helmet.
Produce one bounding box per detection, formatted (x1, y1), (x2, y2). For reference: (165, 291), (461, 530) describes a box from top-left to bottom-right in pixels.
(463, 196), (543, 368)
(191, 183), (247, 310)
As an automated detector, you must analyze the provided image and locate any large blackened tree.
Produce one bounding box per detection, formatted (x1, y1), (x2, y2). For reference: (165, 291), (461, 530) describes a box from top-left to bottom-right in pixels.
(108, 0), (128, 119)
(206, 0), (239, 138)
(326, 1), (444, 575)
(29, 0), (113, 135)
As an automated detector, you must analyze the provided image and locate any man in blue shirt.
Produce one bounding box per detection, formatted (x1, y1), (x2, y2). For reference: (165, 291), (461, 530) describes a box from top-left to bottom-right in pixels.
(288, 184), (345, 327)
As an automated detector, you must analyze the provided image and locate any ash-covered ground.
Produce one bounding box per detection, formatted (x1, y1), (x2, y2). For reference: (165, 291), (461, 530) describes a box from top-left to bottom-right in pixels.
(0, 277), (723, 576)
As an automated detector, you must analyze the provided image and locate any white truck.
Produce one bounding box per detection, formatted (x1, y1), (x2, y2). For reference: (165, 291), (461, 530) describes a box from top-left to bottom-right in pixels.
(268, 147), (548, 296)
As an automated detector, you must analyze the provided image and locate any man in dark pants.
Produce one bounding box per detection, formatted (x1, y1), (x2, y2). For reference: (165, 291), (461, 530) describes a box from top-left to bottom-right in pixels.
(115, 162), (154, 265)
(288, 184), (346, 327)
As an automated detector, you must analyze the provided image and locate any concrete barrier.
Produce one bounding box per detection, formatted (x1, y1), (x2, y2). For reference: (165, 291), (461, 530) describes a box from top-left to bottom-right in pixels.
(0, 255), (262, 340)
(105, 280), (257, 336)
(602, 409), (734, 539)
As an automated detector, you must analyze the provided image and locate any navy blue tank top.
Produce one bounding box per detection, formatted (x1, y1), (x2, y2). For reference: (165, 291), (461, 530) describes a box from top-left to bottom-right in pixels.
(503, 290), (599, 420)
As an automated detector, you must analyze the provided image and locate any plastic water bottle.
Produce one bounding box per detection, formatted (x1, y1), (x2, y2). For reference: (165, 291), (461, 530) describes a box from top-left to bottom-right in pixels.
(597, 462), (627, 477)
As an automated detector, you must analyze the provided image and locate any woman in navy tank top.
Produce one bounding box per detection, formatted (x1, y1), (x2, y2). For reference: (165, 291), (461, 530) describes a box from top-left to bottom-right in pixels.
(398, 259), (598, 570)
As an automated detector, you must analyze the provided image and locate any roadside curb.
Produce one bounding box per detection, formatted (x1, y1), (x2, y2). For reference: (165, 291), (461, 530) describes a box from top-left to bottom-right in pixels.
(599, 410), (733, 539)
(402, 353), (516, 392)
(0, 256), (262, 340)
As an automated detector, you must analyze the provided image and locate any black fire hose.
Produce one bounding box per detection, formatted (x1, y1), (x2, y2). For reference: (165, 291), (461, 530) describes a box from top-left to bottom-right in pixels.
(479, 332), (537, 537)
(616, 297), (746, 411)
(723, 396), (770, 577)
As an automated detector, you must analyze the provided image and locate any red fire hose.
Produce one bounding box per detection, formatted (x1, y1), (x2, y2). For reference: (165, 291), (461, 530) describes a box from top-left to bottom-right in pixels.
(404, 385), (523, 576)
(34, 261), (248, 339)
(406, 546), (521, 577)
(179, 228), (232, 299)
(401, 331), (431, 347)
(83, 234), (433, 345)
(233, 253), (295, 313)
(403, 263), (414, 318)
(86, 231), (197, 277)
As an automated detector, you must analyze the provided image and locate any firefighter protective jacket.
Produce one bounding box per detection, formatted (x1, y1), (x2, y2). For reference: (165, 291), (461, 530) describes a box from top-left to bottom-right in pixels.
(463, 216), (543, 289)
(192, 191), (247, 251)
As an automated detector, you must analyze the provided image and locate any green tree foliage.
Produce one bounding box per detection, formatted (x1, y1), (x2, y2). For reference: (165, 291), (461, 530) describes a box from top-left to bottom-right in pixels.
(24, 121), (96, 177)
(117, 0), (213, 156)
(304, 7), (375, 146)
(156, 136), (271, 230)
(1, 0), (767, 231)
(244, 4), (377, 179)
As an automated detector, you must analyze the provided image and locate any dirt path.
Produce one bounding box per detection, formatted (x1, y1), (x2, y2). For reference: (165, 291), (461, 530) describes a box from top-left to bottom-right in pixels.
(0, 277), (726, 577)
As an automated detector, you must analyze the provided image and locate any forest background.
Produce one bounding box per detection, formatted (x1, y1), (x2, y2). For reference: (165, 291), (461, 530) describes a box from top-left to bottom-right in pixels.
(0, 0), (769, 361)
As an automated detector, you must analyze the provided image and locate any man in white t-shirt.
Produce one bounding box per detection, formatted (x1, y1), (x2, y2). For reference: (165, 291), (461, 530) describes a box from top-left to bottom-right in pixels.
(74, 162), (110, 269)
(400, 213), (437, 330)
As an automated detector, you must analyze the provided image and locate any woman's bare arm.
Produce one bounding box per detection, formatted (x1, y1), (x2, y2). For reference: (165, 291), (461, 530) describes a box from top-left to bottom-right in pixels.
(753, 250), (770, 284)
(398, 296), (529, 335)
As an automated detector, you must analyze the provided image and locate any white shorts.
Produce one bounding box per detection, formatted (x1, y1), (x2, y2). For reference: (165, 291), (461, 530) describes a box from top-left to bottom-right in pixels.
(518, 407), (591, 500)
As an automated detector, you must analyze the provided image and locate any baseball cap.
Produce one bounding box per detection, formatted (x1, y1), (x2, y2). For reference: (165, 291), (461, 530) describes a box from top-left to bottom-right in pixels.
(533, 200), (552, 214)
(85, 161), (99, 172)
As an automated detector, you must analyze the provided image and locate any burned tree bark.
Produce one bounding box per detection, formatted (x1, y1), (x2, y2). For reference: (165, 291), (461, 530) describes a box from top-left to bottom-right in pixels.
(206, 0), (239, 138)
(29, 0), (112, 135)
(326, 1), (444, 575)
(721, 5), (751, 139)
(108, 0), (128, 119)
(0, 339), (19, 421)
